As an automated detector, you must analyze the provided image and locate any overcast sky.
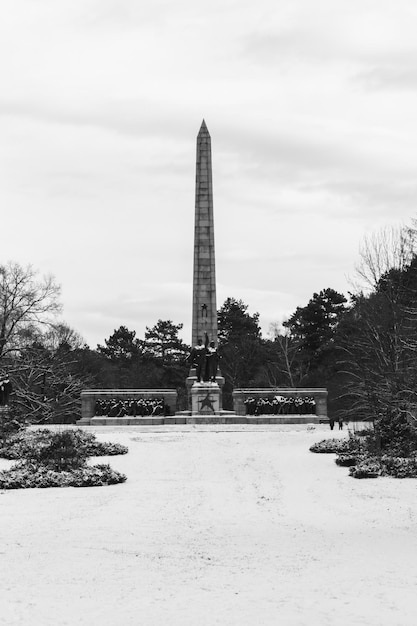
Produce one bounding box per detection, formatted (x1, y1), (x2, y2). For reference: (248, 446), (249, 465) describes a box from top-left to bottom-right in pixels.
(1, 0), (416, 348)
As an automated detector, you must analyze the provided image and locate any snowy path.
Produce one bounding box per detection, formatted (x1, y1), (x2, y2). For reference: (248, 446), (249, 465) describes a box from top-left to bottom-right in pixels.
(1, 426), (416, 625)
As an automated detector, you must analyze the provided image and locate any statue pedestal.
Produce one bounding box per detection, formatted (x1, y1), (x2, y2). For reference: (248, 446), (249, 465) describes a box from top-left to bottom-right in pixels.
(176, 368), (236, 421)
(185, 367), (225, 411)
(191, 382), (222, 416)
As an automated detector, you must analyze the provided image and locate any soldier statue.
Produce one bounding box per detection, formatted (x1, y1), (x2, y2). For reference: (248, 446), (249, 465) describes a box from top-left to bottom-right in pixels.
(206, 341), (218, 382)
(189, 337), (207, 383)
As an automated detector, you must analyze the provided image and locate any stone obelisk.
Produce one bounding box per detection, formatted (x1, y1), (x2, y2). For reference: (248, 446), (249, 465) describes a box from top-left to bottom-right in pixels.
(191, 120), (217, 347)
(185, 121), (227, 418)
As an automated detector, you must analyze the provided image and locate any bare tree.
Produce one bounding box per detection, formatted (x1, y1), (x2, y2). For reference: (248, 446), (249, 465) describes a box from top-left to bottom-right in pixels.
(42, 323), (85, 352)
(268, 323), (298, 387)
(9, 348), (83, 424)
(354, 225), (416, 292)
(0, 262), (61, 359)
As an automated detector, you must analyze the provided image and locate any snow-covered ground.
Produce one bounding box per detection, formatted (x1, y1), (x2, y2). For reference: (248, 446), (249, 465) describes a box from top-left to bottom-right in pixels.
(1, 424), (416, 626)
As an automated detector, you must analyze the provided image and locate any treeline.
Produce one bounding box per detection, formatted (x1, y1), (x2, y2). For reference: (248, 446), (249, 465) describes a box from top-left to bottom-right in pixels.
(2, 223), (417, 442)
(227, 224), (417, 437)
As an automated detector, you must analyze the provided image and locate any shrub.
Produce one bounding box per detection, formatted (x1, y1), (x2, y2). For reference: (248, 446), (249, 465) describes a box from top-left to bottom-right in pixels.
(310, 438), (347, 454)
(0, 429), (128, 489)
(35, 431), (87, 470)
(0, 429), (128, 461)
(349, 459), (381, 479)
(0, 408), (24, 443)
(0, 461), (126, 489)
(70, 464), (127, 487)
(380, 455), (417, 478)
(57, 430), (128, 457)
(310, 436), (361, 454)
(375, 410), (417, 457)
(335, 454), (361, 467)
(312, 424), (417, 479)
(354, 428), (374, 438)
(84, 440), (129, 457)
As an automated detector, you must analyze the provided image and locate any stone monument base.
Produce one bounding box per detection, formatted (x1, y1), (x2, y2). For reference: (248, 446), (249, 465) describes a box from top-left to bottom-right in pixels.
(192, 382), (221, 415)
(174, 382), (236, 421)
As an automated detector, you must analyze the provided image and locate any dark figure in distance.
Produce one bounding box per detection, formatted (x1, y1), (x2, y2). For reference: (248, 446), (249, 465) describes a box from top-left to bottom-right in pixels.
(0, 374), (12, 406)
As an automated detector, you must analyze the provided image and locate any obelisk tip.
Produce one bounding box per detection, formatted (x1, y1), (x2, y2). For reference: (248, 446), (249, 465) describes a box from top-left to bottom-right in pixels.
(198, 119), (210, 136)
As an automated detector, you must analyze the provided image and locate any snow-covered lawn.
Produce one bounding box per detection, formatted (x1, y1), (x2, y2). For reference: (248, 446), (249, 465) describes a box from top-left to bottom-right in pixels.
(1, 425), (416, 626)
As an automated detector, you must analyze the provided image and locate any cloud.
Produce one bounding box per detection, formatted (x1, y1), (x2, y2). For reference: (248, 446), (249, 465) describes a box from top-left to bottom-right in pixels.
(1, 0), (417, 350)
(212, 120), (417, 229)
(0, 97), (194, 142)
(354, 63), (417, 91)
(218, 124), (366, 181)
(322, 179), (417, 214)
(241, 27), (343, 68)
(66, 281), (192, 347)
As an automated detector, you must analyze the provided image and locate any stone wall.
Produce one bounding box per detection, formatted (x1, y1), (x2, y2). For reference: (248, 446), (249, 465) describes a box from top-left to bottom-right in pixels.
(78, 389), (178, 424)
(232, 388), (328, 418)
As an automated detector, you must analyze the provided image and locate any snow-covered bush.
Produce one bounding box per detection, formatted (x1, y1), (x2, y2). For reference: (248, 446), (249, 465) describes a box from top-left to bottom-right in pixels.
(0, 429), (128, 460)
(380, 455), (417, 478)
(0, 429), (128, 489)
(310, 438), (356, 454)
(349, 459), (381, 479)
(335, 454), (361, 467)
(0, 461), (126, 489)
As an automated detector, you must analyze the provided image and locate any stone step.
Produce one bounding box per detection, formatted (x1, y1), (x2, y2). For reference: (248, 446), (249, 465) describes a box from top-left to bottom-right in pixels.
(82, 415), (323, 426)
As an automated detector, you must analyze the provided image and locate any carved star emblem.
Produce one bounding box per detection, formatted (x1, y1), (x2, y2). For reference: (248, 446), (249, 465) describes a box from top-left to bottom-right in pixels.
(199, 393), (215, 413)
